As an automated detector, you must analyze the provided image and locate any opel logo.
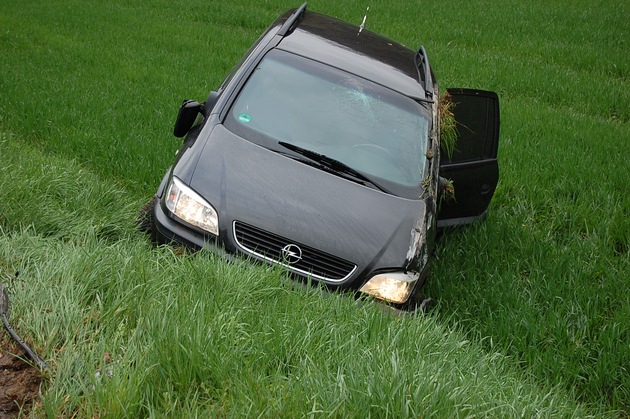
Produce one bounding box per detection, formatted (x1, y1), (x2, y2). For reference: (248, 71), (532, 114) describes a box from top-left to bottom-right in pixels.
(281, 244), (303, 265)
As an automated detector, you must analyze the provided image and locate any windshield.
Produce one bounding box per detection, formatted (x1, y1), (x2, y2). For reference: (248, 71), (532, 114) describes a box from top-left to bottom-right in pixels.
(225, 49), (431, 197)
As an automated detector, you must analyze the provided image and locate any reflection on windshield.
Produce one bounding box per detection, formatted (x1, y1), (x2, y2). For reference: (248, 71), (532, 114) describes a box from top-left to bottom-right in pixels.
(228, 50), (431, 190)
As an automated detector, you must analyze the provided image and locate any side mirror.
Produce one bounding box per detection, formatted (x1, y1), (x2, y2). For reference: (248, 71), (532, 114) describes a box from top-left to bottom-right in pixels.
(174, 100), (203, 138)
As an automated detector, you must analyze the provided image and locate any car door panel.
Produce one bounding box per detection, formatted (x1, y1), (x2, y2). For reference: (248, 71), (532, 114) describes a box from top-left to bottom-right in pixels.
(438, 88), (500, 227)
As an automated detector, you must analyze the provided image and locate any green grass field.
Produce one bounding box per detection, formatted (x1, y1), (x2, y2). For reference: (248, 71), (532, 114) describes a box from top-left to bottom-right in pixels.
(1, 0), (628, 416)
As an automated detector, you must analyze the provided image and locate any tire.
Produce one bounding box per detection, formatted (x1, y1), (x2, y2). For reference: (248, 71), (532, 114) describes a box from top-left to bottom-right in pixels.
(136, 196), (158, 239)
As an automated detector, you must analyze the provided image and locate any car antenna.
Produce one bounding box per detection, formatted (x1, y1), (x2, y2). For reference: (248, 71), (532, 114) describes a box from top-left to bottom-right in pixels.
(358, 6), (369, 35)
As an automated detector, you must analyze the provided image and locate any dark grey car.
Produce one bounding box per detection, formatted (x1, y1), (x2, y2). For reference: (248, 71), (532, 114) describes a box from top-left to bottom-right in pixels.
(139, 3), (500, 308)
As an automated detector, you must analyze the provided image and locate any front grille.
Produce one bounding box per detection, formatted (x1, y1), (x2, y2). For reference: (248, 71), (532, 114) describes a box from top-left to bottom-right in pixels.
(233, 221), (356, 282)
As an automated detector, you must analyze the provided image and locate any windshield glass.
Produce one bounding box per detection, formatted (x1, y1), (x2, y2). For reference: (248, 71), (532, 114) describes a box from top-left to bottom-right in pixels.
(225, 50), (431, 197)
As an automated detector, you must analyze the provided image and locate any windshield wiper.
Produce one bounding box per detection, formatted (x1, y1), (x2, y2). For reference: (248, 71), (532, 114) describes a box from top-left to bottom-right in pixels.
(278, 141), (390, 193)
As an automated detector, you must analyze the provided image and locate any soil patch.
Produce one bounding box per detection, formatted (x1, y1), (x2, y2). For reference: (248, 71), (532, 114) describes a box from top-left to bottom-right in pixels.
(0, 338), (42, 418)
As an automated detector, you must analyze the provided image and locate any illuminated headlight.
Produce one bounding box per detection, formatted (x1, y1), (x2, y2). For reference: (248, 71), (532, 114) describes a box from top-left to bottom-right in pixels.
(359, 272), (419, 304)
(165, 177), (219, 235)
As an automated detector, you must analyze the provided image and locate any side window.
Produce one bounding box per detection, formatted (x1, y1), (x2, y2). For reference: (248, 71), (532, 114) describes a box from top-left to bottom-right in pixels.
(442, 89), (499, 164)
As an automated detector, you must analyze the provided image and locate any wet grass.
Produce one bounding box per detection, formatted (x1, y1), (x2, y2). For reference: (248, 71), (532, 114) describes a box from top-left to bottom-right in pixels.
(0, 0), (628, 415)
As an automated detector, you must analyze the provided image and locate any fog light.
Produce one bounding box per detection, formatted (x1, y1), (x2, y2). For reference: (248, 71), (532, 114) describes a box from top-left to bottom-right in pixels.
(359, 272), (418, 304)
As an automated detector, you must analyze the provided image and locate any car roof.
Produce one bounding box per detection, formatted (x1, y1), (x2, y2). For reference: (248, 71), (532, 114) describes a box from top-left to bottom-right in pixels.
(275, 9), (429, 101)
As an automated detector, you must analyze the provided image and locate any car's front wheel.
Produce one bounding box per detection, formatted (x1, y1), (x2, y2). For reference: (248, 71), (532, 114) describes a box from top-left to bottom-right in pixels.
(136, 196), (158, 240)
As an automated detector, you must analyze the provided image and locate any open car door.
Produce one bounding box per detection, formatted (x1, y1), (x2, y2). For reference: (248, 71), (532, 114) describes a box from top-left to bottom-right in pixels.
(437, 88), (500, 228)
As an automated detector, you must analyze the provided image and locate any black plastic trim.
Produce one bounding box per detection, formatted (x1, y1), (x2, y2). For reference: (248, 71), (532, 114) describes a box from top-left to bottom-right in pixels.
(277, 2), (308, 36)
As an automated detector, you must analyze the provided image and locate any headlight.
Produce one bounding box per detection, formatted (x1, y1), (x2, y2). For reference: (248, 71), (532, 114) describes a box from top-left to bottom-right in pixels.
(165, 177), (219, 235)
(359, 272), (419, 304)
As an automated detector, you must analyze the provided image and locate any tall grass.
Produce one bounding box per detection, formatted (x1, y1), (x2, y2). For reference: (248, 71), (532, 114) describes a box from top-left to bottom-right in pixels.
(1, 137), (600, 416)
(0, 0), (628, 415)
(426, 98), (630, 410)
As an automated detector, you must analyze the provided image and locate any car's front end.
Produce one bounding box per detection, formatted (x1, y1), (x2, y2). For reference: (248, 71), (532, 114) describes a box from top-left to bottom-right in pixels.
(147, 5), (442, 306)
(152, 123), (436, 305)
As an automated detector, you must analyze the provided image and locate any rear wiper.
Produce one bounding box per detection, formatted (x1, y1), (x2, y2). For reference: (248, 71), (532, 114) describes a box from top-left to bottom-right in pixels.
(278, 141), (390, 193)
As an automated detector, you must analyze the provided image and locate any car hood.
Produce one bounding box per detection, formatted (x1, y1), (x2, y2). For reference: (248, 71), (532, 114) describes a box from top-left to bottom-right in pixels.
(183, 124), (426, 286)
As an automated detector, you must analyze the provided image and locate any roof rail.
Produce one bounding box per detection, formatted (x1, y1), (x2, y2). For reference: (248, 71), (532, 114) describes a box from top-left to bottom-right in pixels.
(277, 2), (308, 36)
(415, 46), (434, 100)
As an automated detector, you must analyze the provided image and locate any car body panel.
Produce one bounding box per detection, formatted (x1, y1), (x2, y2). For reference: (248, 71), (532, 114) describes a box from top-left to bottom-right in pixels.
(168, 124), (427, 288)
(437, 88), (500, 227)
(277, 13), (428, 100)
